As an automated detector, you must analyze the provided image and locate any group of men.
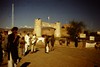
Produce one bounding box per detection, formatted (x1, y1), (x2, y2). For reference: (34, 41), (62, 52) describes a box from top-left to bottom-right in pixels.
(0, 26), (55, 67)
(0, 27), (20, 67)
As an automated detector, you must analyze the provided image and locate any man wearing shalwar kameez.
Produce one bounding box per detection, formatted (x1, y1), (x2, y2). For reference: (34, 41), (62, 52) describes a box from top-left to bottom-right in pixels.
(7, 27), (20, 67)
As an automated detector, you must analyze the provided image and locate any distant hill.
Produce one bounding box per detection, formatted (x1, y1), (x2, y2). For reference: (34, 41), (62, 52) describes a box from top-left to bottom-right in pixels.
(0, 28), (5, 32)
(0, 27), (34, 32)
(19, 28), (34, 32)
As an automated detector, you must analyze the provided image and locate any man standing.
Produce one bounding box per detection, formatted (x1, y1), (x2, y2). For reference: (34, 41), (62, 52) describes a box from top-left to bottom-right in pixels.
(2, 31), (8, 57)
(19, 36), (26, 56)
(45, 35), (50, 53)
(24, 33), (30, 54)
(0, 32), (3, 65)
(7, 27), (20, 67)
(31, 34), (37, 53)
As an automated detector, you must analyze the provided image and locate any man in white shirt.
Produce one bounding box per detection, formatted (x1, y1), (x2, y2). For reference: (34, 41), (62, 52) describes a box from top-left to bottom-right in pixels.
(31, 34), (37, 53)
(24, 33), (30, 54)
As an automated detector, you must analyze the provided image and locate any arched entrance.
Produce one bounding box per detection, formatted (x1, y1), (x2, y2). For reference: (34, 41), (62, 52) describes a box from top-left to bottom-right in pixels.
(34, 18), (61, 38)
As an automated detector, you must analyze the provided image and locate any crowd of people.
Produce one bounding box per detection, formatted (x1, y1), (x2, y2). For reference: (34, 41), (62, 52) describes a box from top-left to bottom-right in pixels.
(0, 27), (55, 67)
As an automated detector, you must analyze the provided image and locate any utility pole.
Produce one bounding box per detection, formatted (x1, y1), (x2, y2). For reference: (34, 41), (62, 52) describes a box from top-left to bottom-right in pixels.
(12, 3), (14, 28)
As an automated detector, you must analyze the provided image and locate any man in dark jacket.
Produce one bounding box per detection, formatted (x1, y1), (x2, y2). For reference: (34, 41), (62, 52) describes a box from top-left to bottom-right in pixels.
(7, 27), (20, 67)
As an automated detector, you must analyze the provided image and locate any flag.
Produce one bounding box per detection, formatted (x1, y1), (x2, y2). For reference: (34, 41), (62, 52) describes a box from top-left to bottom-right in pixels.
(48, 16), (50, 20)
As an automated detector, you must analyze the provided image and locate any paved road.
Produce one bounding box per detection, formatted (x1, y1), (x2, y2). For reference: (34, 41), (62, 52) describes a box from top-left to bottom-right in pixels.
(1, 45), (100, 67)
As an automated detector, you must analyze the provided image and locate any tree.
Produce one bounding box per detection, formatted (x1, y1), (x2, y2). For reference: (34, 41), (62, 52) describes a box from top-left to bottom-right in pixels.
(67, 21), (85, 47)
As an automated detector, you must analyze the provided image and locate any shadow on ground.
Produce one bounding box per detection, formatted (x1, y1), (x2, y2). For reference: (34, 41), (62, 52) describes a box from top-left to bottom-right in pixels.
(20, 62), (30, 67)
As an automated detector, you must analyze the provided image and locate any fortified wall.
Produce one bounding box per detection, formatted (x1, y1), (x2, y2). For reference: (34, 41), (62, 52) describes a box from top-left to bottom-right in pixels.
(34, 18), (61, 38)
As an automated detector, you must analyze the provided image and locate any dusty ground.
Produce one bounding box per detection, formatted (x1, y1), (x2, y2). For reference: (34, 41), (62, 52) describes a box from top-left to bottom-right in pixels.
(1, 44), (100, 67)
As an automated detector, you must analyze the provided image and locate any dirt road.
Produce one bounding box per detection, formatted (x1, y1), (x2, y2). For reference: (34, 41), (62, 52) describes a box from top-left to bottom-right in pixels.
(17, 46), (100, 67)
(1, 45), (100, 67)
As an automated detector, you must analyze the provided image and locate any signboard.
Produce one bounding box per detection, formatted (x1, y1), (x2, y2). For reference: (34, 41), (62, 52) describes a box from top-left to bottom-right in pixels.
(97, 31), (100, 35)
(86, 42), (96, 48)
(80, 34), (86, 38)
(89, 36), (95, 41)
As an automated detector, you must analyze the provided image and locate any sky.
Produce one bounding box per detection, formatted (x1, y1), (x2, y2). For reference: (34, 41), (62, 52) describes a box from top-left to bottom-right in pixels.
(0, 0), (100, 31)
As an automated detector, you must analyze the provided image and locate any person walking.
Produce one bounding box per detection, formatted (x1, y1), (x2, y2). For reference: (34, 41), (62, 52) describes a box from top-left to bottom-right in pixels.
(7, 27), (20, 67)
